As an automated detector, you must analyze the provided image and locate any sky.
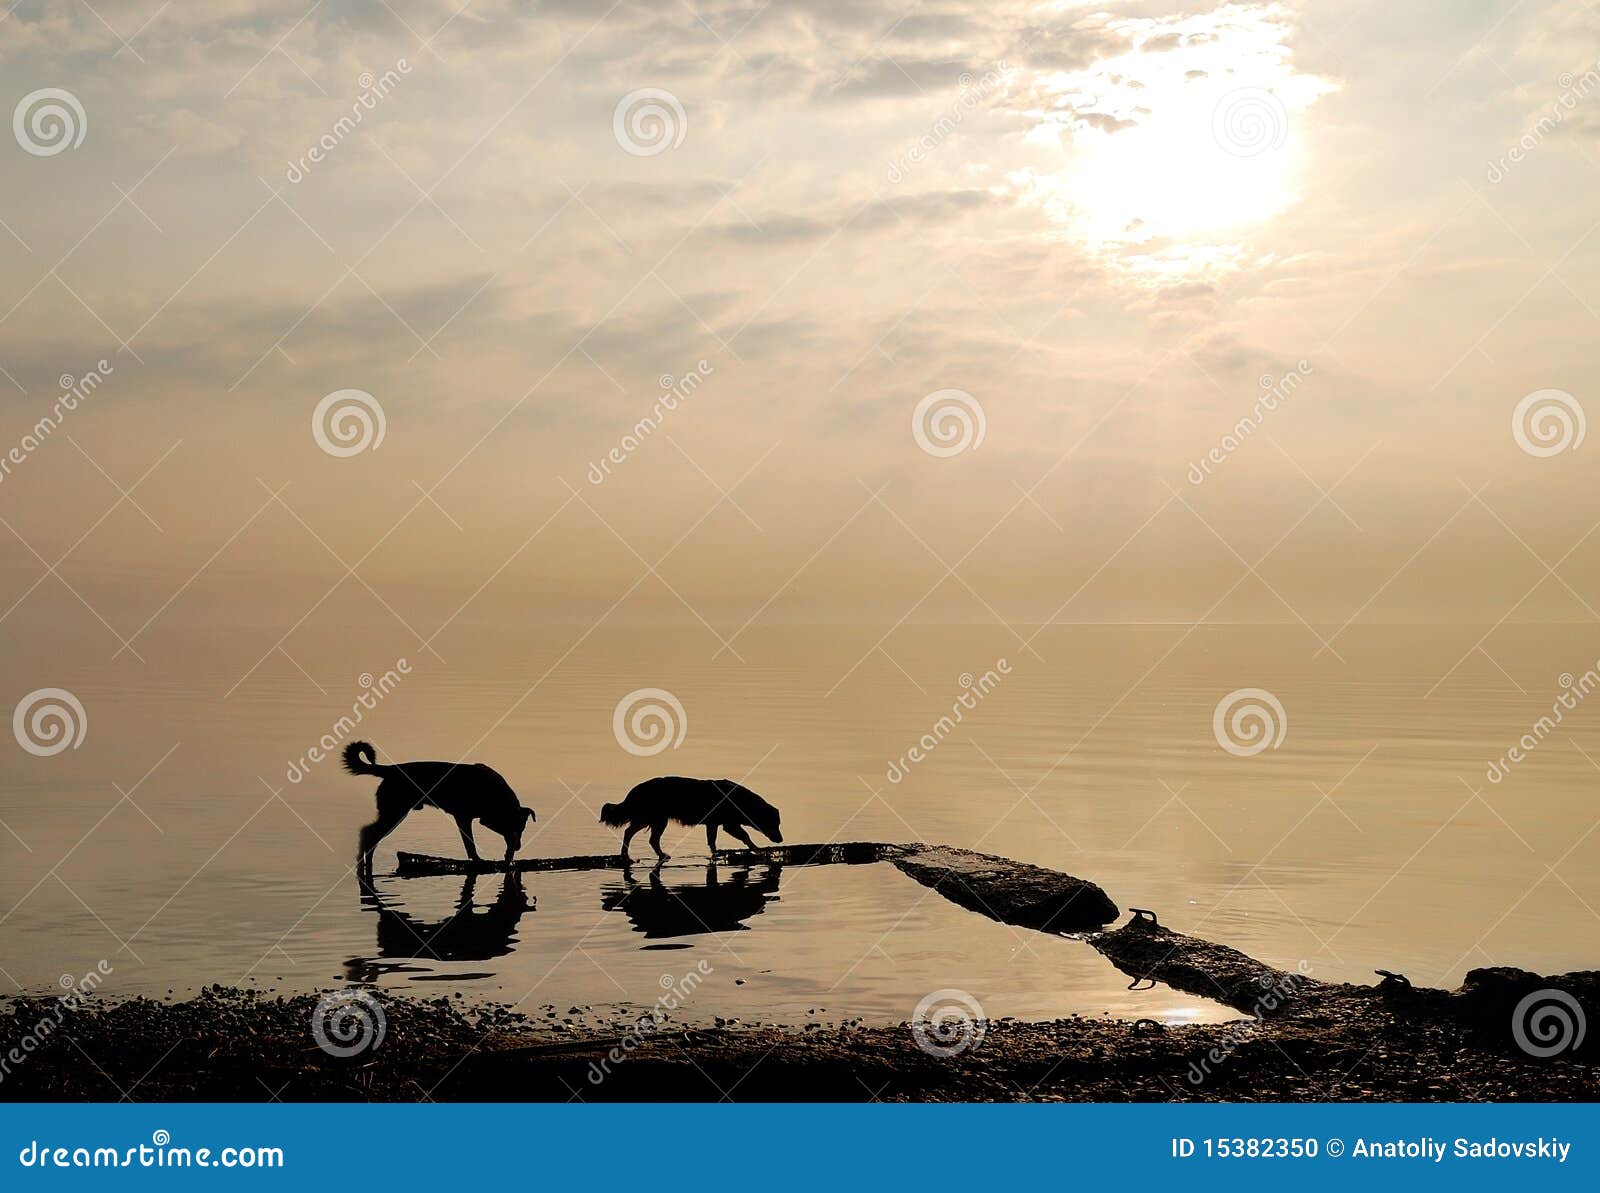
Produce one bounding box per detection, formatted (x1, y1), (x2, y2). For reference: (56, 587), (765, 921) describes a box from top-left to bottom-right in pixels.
(2, 0), (1599, 664)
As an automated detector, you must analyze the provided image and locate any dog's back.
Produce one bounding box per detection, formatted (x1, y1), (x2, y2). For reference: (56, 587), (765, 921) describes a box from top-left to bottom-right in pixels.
(601, 776), (776, 830)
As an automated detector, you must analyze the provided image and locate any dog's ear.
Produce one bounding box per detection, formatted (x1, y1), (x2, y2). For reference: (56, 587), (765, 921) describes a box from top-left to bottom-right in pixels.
(524, 806), (537, 824)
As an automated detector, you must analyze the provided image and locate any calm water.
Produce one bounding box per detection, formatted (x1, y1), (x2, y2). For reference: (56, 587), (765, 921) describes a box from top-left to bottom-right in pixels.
(342, 862), (1230, 1025)
(3, 623), (1598, 1020)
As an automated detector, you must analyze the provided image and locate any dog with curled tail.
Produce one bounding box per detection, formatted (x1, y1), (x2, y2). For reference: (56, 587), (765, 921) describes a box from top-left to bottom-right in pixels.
(343, 741), (536, 876)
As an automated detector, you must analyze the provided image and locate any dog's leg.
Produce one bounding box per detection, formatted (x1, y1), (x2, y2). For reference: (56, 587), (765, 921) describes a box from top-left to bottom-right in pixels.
(620, 822), (643, 861)
(705, 823), (719, 854)
(726, 823), (757, 850)
(454, 816), (481, 864)
(358, 808), (408, 876)
(648, 821), (670, 861)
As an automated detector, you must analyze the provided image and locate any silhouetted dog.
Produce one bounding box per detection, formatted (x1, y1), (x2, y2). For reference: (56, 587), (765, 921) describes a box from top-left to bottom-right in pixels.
(600, 776), (782, 861)
(343, 741), (536, 876)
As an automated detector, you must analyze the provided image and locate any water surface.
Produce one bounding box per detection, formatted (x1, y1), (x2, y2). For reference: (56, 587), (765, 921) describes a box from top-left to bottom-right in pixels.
(3, 623), (1596, 1018)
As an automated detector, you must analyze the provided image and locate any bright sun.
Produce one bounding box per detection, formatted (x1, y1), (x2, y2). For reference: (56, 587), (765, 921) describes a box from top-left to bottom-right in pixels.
(1013, 7), (1337, 282)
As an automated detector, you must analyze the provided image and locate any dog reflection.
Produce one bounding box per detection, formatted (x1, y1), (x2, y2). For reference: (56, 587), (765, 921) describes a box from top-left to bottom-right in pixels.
(347, 872), (533, 981)
(601, 862), (781, 939)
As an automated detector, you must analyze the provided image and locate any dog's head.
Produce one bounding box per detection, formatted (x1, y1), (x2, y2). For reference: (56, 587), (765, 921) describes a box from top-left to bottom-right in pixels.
(488, 805), (537, 856)
(752, 803), (782, 844)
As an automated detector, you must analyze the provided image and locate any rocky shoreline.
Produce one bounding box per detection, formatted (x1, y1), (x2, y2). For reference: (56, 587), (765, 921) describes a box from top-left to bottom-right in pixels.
(0, 982), (1595, 1102)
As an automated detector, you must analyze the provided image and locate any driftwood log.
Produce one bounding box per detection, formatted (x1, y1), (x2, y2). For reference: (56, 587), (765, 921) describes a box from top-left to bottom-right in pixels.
(394, 841), (920, 877)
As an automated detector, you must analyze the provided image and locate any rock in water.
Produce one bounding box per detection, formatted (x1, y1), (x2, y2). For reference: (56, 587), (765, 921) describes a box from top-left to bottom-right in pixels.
(892, 846), (1118, 932)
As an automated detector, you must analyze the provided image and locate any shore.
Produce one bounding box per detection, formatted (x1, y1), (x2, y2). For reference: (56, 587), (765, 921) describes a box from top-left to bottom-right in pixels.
(5, 845), (1594, 1101)
(2, 983), (1595, 1102)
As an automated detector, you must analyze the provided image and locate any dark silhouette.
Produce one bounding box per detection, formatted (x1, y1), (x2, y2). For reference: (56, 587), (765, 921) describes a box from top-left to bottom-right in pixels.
(601, 861), (782, 938)
(347, 871), (534, 982)
(343, 741), (537, 877)
(600, 776), (782, 861)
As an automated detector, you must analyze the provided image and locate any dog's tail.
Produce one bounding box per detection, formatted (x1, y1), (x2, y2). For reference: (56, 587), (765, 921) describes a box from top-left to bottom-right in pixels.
(599, 800), (630, 827)
(342, 741), (389, 778)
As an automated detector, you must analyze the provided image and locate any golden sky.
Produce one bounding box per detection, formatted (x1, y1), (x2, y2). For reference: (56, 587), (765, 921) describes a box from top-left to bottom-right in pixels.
(2, 0), (1599, 659)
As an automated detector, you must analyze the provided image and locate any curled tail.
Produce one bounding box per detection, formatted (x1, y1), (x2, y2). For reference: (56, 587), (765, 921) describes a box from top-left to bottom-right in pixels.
(342, 741), (388, 778)
(599, 801), (630, 827)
